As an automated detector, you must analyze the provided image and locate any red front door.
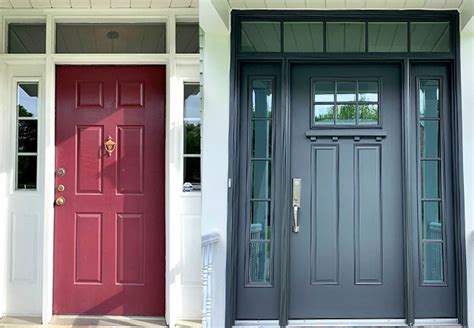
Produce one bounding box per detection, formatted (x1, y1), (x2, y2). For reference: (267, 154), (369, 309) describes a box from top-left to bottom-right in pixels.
(53, 66), (165, 315)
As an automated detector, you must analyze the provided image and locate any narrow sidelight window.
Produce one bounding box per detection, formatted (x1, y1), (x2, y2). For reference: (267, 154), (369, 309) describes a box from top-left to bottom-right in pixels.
(183, 84), (201, 191)
(418, 79), (446, 284)
(16, 83), (39, 190)
(247, 78), (274, 285)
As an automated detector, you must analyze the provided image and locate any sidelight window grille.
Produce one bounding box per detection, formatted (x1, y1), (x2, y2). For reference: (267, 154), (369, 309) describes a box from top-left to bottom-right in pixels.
(16, 82), (39, 190)
(183, 83), (201, 191)
(246, 78), (274, 285)
(418, 78), (446, 284)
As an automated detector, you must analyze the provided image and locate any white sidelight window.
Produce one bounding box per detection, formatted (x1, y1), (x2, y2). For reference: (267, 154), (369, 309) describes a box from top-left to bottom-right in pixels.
(16, 82), (39, 190)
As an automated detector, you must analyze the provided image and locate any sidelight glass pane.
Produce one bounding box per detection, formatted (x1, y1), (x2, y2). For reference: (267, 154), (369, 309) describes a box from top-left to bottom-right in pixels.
(183, 157), (201, 186)
(252, 80), (273, 118)
(252, 120), (272, 158)
(283, 22), (323, 52)
(56, 23), (166, 53)
(241, 22), (281, 52)
(18, 83), (39, 118)
(421, 160), (440, 199)
(18, 120), (38, 153)
(176, 23), (199, 53)
(422, 201), (443, 240)
(314, 81), (335, 102)
(184, 122), (200, 154)
(420, 120), (440, 158)
(423, 242), (444, 282)
(252, 161), (271, 199)
(251, 201), (270, 240)
(419, 80), (440, 118)
(411, 22), (450, 53)
(337, 82), (356, 102)
(326, 22), (366, 52)
(314, 104), (335, 125)
(358, 81), (379, 102)
(359, 104), (379, 124)
(336, 104), (356, 124)
(8, 23), (46, 54)
(17, 155), (37, 190)
(368, 22), (408, 52)
(248, 241), (271, 284)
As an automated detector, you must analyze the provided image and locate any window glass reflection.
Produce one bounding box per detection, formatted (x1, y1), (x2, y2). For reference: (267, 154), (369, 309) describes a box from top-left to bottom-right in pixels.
(241, 22), (281, 52)
(326, 22), (366, 52)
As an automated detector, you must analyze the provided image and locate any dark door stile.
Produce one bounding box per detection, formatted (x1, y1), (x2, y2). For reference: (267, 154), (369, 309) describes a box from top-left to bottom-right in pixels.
(229, 57), (464, 327)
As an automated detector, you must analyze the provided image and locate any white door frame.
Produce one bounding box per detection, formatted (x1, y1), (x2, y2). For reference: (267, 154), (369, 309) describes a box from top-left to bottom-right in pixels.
(0, 9), (199, 326)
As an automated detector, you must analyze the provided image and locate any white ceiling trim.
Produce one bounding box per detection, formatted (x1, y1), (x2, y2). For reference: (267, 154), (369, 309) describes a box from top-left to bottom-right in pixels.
(0, 0), (197, 9)
(226, 0), (465, 9)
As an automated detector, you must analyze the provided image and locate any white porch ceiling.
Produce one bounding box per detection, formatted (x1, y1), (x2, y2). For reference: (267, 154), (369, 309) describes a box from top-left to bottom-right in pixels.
(226, 0), (465, 9)
(0, 0), (197, 9)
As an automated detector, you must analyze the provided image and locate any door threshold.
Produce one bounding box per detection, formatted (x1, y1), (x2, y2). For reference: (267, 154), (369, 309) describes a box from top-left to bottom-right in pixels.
(234, 318), (460, 327)
(51, 315), (167, 327)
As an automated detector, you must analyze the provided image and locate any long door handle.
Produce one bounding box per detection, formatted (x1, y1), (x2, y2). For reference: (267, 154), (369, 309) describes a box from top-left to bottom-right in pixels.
(293, 205), (300, 233)
(292, 178), (301, 233)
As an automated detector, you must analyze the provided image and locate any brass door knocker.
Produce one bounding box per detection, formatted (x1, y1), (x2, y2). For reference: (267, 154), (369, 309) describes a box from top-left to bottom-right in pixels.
(104, 135), (116, 156)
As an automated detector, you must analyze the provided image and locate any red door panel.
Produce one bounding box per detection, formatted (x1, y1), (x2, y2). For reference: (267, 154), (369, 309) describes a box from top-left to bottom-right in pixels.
(54, 66), (165, 315)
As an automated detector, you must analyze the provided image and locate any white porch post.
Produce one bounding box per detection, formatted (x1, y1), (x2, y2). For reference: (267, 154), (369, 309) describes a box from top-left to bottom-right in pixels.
(200, 0), (231, 326)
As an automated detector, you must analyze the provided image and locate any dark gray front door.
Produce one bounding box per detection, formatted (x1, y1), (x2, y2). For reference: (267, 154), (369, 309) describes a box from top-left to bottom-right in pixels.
(289, 63), (405, 319)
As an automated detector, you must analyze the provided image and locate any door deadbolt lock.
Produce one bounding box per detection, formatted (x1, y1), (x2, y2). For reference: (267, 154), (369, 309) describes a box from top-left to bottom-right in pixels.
(57, 168), (66, 177)
(57, 184), (65, 192)
(55, 196), (66, 206)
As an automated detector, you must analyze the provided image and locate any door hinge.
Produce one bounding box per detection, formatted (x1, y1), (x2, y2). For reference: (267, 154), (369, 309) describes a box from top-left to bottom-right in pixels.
(228, 178), (232, 188)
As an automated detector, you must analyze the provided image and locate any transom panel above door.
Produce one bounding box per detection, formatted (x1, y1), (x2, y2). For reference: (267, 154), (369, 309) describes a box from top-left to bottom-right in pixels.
(53, 65), (166, 315)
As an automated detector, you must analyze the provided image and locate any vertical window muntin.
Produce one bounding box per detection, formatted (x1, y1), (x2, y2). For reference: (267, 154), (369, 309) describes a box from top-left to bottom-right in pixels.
(16, 82), (39, 191)
(245, 77), (275, 286)
(183, 83), (201, 192)
(312, 79), (380, 127)
(417, 77), (447, 285)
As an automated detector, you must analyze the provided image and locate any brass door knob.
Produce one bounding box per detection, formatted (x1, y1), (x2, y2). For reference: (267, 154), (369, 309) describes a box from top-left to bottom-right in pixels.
(55, 196), (66, 206)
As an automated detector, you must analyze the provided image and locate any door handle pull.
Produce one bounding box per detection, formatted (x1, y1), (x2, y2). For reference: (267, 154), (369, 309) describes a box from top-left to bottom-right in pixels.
(293, 205), (300, 233)
(292, 178), (301, 233)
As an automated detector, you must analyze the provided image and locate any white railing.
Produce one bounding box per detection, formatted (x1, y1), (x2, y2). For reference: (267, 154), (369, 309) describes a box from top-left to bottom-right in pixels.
(201, 232), (220, 328)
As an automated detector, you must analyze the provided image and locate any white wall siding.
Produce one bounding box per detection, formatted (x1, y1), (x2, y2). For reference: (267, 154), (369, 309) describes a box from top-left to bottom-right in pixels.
(461, 16), (474, 328)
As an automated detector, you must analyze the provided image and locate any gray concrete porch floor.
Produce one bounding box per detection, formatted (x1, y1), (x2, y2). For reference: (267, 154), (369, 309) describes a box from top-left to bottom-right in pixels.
(0, 315), (201, 327)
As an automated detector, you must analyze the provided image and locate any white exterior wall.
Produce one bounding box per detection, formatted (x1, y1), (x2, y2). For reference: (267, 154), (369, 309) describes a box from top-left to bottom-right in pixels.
(200, 0), (230, 326)
(461, 16), (474, 328)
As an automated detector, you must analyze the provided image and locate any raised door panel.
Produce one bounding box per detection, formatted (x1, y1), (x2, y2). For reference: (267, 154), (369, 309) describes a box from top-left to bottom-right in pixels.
(76, 126), (104, 194)
(116, 213), (144, 285)
(117, 126), (144, 194)
(74, 213), (103, 283)
(310, 145), (339, 285)
(354, 145), (383, 284)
